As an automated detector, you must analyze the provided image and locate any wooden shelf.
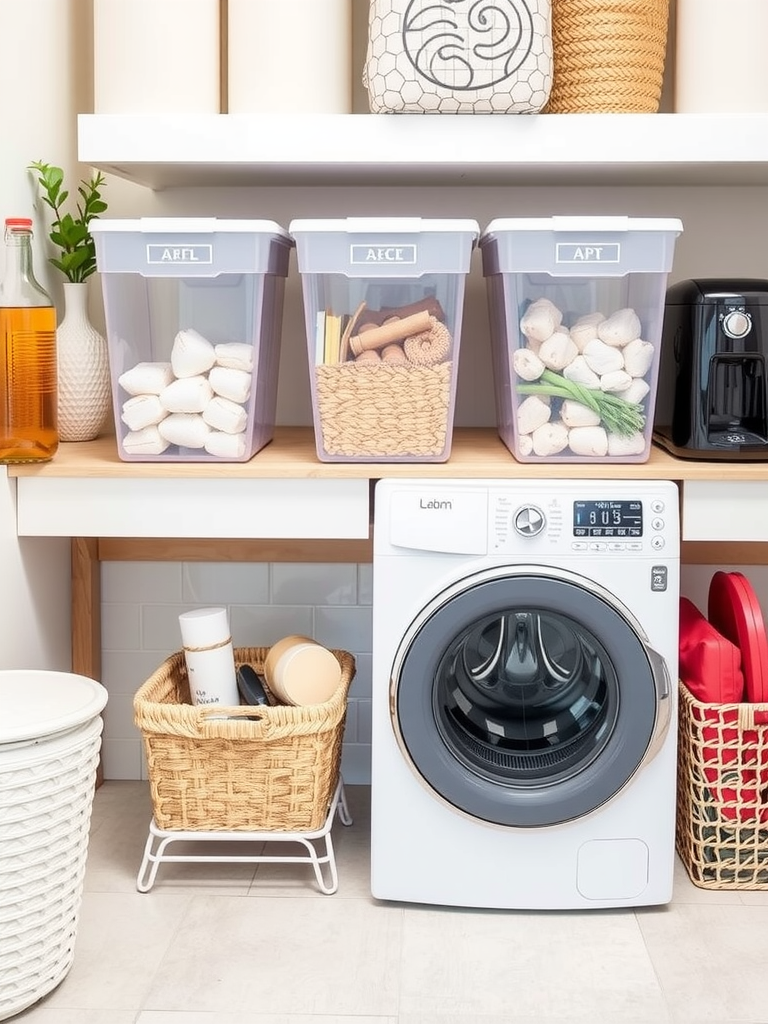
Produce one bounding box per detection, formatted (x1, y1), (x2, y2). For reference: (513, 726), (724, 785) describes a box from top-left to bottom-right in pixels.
(77, 113), (768, 189)
(5, 426), (756, 482)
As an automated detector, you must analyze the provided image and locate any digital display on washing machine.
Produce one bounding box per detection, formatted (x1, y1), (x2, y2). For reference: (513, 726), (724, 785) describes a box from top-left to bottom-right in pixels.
(573, 500), (643, 537)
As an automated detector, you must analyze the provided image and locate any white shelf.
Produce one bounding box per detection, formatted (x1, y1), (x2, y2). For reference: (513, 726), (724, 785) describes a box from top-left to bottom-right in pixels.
(78, 112), (768, 190)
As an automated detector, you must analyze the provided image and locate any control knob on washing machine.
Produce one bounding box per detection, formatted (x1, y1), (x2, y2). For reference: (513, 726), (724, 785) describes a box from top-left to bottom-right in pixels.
(513, 505), (546, 537)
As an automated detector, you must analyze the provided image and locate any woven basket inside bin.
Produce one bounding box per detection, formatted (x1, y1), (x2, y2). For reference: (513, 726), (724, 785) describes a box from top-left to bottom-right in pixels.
(314, 362), (452, 459)
(676, 681), (768, 890)
(546, 0), (669, 113)
(133, 647), (354, 832)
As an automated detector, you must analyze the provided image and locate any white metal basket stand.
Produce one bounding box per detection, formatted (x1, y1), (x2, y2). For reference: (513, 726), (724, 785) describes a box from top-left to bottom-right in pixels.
(136, 779), (352, 894)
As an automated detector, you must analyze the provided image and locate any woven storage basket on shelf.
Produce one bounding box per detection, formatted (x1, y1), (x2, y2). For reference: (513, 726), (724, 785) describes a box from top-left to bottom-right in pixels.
(676, 681), (768, 890)
(133, 646), (354, 833)
(546, 0), (670, 113)
(314, 362), (452, 459)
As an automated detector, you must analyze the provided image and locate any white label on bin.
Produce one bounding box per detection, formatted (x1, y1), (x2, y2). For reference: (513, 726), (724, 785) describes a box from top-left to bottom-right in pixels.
(555, 243), (620, 264)
(146, 244), (213, 264)
(350, 244), (417, 265)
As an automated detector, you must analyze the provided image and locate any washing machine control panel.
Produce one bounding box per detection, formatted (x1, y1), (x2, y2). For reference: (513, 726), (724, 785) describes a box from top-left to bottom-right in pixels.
(489, 487), (677, 557)
(380, 482), (678, 557)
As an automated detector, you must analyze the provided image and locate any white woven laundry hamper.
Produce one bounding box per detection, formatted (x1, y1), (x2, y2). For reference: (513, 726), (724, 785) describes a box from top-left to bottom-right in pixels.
(0, 670), (107, 1021)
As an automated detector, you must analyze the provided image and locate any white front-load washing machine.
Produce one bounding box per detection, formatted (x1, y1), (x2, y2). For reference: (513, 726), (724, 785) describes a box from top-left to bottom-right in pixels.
(371, 478), (680, 910)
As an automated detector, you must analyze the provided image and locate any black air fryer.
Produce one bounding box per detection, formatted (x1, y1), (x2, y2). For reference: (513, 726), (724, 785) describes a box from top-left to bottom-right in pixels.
(656, 278), (768, 460)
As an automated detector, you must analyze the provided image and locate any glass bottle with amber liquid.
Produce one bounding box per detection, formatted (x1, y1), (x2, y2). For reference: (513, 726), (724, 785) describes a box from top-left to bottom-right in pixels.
(0, 217), (58, 462)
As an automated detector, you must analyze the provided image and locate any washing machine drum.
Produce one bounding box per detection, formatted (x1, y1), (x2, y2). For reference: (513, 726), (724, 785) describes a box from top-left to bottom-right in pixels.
(392, 568), (671, 828)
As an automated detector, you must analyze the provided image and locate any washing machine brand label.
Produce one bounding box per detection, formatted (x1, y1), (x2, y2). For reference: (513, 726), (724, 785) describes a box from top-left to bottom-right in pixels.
(651, 565), (668, 592)
(419, 497), (452, 510)
(389, 488), (488, 555)
(556, 242), (620, 264)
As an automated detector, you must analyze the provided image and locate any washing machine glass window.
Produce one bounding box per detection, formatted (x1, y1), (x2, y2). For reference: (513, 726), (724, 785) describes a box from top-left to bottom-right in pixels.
(392, 567), (670, 828)
(435, 608), (617, 785)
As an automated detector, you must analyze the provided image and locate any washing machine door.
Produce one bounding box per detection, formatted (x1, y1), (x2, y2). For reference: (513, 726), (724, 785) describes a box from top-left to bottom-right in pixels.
(391, 565), (671, 827)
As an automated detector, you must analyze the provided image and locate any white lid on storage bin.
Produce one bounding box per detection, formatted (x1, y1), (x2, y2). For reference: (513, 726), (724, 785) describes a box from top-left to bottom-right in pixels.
(0, 670), (108, 744)
(90, 217), (291, 239)
(289, 217), (479, 235)
(481, 216), (683, 236)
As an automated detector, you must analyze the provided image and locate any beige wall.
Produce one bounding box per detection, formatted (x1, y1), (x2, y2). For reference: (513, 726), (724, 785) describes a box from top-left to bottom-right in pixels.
(0, 0), (90, 303)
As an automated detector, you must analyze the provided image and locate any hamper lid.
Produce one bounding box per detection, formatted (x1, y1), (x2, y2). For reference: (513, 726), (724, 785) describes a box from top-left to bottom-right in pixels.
(0, 670), (108, 744)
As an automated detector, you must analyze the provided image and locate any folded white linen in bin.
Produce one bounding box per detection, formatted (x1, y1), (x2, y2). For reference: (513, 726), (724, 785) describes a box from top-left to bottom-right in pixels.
(121, 394), (166, 431)
(208, 366), (251, 404)
(171, 328), (217, 378)
(123, 425), (171, 455)
(202, 395), (248, 434)
(204, 431), (247, 458)
(160, 375), (214, 413)
(214, 342), (254, 373)
(118, 361), (174, 397)
(158, 413), (211, 448)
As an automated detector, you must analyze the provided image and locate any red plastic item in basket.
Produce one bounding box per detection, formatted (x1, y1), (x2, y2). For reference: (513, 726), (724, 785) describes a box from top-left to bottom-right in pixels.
(678, 597), (744, 703)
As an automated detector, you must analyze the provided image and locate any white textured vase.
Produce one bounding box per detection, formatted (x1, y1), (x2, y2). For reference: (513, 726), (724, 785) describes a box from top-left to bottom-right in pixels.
(56, 282), (112, 442)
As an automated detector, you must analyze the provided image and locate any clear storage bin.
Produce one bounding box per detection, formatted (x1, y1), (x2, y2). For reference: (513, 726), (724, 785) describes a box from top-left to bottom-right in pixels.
(480, 216), (683, 463)
(290, 217), (479, 462)
(91, 218), (293, 462)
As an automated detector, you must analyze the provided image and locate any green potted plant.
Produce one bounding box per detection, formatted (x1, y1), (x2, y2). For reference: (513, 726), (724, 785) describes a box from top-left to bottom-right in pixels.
(28, 161), (107, 283)
(28, 161), (112, 442)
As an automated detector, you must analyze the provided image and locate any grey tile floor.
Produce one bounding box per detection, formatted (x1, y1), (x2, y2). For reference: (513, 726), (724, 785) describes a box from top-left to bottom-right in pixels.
(11, 781), (768, 1023)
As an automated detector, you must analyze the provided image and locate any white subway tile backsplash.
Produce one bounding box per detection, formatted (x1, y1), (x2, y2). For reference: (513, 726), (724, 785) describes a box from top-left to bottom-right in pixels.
(357, 699), (372, 745)
(101, 561), (182, 603)
(229, 605), (314, 647)
(140, 604), (200, 652)
(101, 602), (142, 652)
(314, 605), (373, 653)
(357, 563), (373, 605)
(182, 562), (270, 604)
(101, 650), (167, 693)
(349, 652), (372, 699)
(102, 693), (141, 740)
(271, 562), (357, 605)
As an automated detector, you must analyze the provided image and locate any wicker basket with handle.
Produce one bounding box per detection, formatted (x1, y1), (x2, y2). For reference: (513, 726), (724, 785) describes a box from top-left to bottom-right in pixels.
(133, 646), (354, 832)
(546, 0), (670, 113)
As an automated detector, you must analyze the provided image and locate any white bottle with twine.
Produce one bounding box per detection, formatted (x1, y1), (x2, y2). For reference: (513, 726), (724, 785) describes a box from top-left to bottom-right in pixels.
(178, 607), (239, 712)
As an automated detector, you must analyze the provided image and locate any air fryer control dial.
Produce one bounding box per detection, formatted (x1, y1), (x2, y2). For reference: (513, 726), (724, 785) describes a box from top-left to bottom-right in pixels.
(721, 308), (752, 340)
(513, 505), (546, 537)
